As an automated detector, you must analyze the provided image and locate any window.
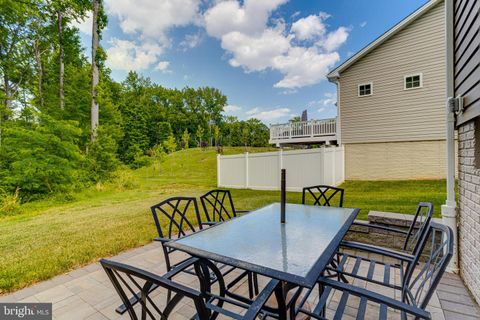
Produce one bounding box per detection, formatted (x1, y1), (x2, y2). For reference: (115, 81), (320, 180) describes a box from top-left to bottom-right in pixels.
(358, 83), (372, 97)
(404, 74), (422, 90)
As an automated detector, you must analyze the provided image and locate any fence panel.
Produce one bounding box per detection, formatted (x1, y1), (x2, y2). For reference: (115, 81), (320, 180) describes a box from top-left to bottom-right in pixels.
(217, 147), (344, 192)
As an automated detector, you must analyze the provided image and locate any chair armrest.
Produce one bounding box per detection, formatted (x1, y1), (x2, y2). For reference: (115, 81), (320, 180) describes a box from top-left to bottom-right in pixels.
(352, 221), (408, 235)
(243, 279), (280, 320)
(201, 221), (221, 226)
(163, 257), (199, 279)
(319, 277), (431, 319)
(154, 237), (171, 243)
(341, 241), (414, 263)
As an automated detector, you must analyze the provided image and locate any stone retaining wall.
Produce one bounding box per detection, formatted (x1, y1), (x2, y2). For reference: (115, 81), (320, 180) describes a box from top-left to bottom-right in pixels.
(345, 210), (442, 251)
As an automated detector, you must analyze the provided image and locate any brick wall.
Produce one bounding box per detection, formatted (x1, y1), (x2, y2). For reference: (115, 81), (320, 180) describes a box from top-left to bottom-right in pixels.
(458, 118), (480, 304)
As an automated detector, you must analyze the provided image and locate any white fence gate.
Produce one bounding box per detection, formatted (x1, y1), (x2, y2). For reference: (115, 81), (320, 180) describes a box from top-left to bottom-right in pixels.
(217, 147), (344, 192)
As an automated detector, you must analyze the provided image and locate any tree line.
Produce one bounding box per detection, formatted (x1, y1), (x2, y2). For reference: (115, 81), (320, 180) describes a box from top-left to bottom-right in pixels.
(0, 0), (269, 202)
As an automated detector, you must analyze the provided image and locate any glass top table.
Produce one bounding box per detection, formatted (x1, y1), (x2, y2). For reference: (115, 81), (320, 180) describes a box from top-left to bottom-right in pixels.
(166, 203), (359, 288)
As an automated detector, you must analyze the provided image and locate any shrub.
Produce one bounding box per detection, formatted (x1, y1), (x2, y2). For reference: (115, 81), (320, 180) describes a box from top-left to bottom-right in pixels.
(0, 188), (21, 216)
(162, 135), (177, 154)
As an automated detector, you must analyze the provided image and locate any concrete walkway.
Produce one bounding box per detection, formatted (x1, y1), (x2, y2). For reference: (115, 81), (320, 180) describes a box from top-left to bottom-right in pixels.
(1, 241), (479, 319)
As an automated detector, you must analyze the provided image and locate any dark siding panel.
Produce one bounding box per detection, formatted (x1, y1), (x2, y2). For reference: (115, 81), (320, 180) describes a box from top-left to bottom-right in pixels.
(454, 26), (479, 65)
(454, 1), (479, 49)
(455, 0), (480, 125)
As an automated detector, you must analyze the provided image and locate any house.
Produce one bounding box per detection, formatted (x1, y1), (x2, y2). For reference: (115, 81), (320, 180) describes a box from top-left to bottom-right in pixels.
(270, 0), (450, 180)
(450, 0), (480, 305)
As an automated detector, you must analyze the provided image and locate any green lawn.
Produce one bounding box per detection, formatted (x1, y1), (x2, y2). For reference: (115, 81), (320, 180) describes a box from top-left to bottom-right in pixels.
(0, 147), (447, 293)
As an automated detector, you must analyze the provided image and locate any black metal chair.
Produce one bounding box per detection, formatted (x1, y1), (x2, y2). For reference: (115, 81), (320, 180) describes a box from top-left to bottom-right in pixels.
(302, 185), (344, 207)
(152, 197), (257, 299)
(199, 189), (249, 227)
(329, 203), (434, 290)
(295, 222), (453, 319)
(200, 189), (259, 296)
(102, 258), (283, 320)
(151, 197), (202, 274)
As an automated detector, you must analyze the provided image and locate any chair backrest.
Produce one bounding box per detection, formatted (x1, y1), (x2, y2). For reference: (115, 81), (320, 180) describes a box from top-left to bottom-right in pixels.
(200, 189), (237, 224)
(302, 185), (344, 207)
(100, 259), (210, 320)
(403, 222), (453, 309)
(402, 202), (434, 254)
(151, 197), (202, 240)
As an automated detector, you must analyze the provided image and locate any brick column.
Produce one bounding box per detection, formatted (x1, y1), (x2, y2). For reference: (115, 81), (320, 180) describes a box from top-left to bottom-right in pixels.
(458, 118), (480, 304)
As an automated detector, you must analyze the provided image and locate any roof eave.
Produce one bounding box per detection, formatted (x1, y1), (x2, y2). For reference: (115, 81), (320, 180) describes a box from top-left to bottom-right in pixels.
(326, 0), (442, 78)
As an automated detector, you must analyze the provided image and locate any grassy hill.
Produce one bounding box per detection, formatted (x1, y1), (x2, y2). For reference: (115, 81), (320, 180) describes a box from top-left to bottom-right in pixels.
(0, 147), (447, 293)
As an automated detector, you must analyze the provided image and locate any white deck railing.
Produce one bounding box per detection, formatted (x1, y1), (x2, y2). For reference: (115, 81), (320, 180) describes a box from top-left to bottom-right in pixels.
(270, 118), (337, 141)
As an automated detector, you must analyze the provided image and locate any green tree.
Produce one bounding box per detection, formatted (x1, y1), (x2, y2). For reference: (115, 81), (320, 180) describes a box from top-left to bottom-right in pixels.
(181, 129), (190, 149)
(196, 125), (204, 147)
(0, 114), (83, 199)
(162, 135), (177, 154)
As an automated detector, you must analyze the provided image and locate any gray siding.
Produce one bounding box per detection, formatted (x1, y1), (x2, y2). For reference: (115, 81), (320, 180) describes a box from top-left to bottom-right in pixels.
(455, 0), (480, 124)
(338, 2), (446, 144)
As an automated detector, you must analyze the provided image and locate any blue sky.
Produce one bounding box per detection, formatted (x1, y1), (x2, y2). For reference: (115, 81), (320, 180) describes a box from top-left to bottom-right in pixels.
(75, 0), (428, 124)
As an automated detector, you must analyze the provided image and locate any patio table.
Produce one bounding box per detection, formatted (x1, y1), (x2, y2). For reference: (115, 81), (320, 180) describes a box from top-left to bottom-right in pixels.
(166, 202), (359, 312)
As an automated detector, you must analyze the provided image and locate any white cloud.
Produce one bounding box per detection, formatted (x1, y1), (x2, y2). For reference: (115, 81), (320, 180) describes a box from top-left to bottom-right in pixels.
(247, 107), (291, 122)
(319, 26), (350, 52)
(72, 11), (92, 34)
(291, 13), (329, 41)
(360, 21), (367, 28)
(105, 0), (201, 42)
(224, 105), (242, 113)
(204, 0), (288, 38)
(246, 107), (260, 115)
(204, 1), (349, 89)
(221, 28), (291, 72)
(104, 0), (201, 72)
(272, 48), (339, 88)
(106, 38), (163, 71)
(155, 61), (171, 73)
(308, 92), (337, 112)
(180, 33), (204, 51)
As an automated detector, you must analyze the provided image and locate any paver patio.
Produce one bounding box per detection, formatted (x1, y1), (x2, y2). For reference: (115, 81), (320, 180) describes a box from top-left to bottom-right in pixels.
(1, 241), (479, 320)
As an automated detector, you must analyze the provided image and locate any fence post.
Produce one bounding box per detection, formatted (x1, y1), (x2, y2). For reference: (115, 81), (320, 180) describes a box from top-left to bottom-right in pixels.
(217, 154), (221, 187)
(245, 152), (249, 188)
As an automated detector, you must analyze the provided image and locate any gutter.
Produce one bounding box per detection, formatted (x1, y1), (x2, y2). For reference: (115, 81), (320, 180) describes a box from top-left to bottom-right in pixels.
(441, 0), (458, 273)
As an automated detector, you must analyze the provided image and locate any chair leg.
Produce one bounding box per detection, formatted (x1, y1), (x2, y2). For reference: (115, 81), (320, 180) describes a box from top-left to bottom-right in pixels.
(253, 273), (259, 295)
(247, 272), (254, 299)
(166, 289), (172, 304)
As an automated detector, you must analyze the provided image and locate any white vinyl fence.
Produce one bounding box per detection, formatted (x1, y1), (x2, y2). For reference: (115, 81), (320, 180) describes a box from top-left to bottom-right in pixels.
(217, 147), (344, 192)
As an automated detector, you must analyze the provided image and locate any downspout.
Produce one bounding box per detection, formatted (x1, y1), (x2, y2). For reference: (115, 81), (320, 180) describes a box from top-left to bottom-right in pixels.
(441, 0), (458, 273)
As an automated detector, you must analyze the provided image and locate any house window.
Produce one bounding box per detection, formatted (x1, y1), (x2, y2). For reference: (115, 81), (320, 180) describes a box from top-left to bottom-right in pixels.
(358, 83), (372, 97)
(404, 74), (422, 90)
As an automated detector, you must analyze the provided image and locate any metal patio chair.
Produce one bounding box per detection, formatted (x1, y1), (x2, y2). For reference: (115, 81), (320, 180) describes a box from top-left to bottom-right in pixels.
(302, 185), (344, 207)
(102, 258), (283, 320)
(199, 189), (249, 227)
(153, 197), (258, 297)
(200, 189), (259, 296)
(116, 197), (260, 314)
(328, 202), (434, 289)
(295, 222), (453, 319)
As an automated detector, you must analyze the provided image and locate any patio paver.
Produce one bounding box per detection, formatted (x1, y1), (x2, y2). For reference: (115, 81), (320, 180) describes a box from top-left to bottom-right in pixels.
(0, 241), (479, 319)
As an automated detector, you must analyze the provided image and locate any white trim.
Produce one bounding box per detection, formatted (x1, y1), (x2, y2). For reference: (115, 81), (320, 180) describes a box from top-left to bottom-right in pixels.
(327, 0), (441, 81)
(404, 73), (423, 90)
(358, 82), (373, 97)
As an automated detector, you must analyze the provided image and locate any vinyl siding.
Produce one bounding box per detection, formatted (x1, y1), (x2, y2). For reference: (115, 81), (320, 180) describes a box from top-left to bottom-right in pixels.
(455, 0), (480, 125)
(338, 2), (446, 144)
